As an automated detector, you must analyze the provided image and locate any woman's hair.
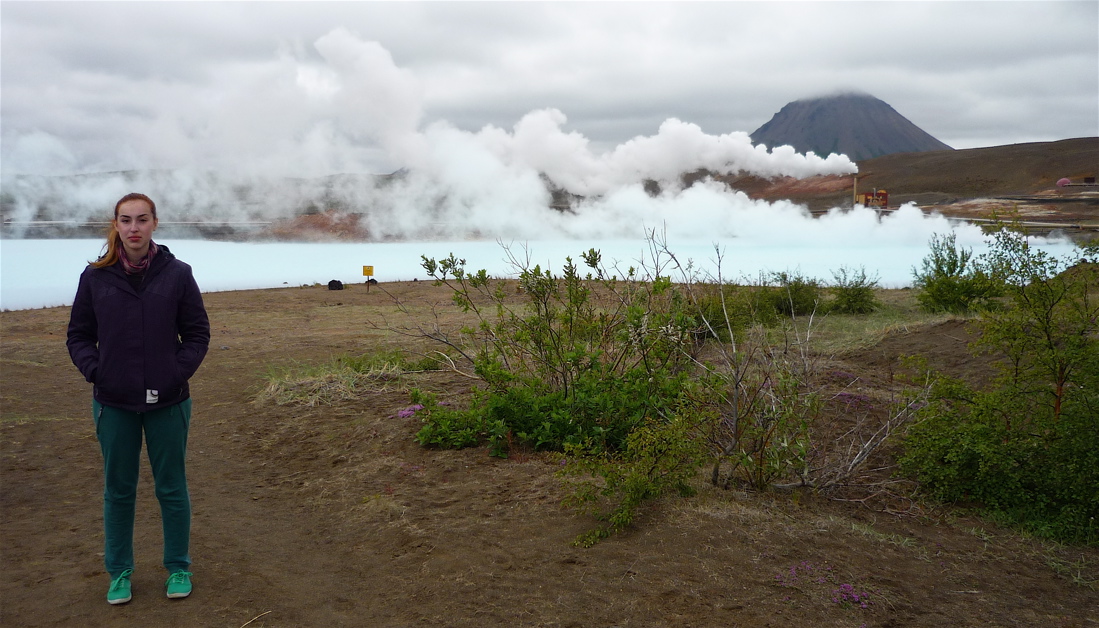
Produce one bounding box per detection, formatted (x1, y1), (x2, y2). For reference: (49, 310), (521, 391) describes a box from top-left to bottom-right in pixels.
(91, 193), (158, 268)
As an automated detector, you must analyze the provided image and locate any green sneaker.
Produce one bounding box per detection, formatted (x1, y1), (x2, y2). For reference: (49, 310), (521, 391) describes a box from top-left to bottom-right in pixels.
(107, 569), (133, 605)
(165, 571), (192, 599)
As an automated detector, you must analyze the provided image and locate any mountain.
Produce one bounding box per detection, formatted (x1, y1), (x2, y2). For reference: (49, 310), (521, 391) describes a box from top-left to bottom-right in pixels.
(750, 93), (953, 161)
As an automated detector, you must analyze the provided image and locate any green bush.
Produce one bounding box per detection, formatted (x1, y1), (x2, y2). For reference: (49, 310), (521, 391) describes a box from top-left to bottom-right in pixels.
(900, 379), (1099, 544)
(412, 241), (920, 543)
(416, 249), (699, 459)
(477, 364), (692, 453)
(828, 266), (881, 314)
(900, 230), (1099, 544)
(562, 413), (707, 546)
(722, 370), (815, 491)
(912, 232), (1001, 313)
(689, 283), (778, 341)
(769, 271), (823, 317)
(411, 389), (488, 450)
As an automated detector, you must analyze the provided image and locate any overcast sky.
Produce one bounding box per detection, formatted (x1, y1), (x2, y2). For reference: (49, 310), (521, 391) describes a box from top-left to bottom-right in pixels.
(2, 0), (1097, 178)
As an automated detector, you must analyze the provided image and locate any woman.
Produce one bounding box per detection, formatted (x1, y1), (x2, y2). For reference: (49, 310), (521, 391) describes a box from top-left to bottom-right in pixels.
(67, 193), (210, 605)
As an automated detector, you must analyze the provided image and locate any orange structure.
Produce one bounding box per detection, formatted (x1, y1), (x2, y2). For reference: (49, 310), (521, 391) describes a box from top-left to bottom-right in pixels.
(856, 189), (888, 208)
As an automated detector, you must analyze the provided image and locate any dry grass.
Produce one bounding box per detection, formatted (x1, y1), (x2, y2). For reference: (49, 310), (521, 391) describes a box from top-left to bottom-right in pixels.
(255, 361), (408, 406)
(796, 289), (965, 356)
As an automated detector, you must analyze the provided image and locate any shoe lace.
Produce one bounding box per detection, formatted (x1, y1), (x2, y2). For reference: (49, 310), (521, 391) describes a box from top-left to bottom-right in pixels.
(110, 569), (133, 592)
(167, 571), (192, 585)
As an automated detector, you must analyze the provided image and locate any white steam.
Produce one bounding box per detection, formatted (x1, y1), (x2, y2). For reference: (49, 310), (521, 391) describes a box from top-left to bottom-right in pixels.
(5, 28), (886, 243)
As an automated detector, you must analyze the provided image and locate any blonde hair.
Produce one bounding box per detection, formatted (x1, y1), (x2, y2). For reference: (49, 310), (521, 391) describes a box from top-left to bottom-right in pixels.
(91, 193), (157, 268)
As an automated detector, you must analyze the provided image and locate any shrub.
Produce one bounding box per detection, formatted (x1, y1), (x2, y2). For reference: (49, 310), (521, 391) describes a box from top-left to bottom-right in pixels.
(912, 232), (1002, 313)
(411, 389), (490, 450)
(828, 266), (881, 314)
(900, 230), (1099, 544)
(900, 377), (1099, 544)
(417, 249), (699, 458)
(769, 271), (823, 317)
(410, 239), (927, 543)
(562, 413), (707, 546)
(703, 344), (817, 491)
(477, 364), (693, 453)
(688, 283), (778, 342)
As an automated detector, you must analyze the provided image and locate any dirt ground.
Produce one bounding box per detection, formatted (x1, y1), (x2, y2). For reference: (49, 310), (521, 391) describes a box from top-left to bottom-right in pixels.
(2, 281), (1097, 627)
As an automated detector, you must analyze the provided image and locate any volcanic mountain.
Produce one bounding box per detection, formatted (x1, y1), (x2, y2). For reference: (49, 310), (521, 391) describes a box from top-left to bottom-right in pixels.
(750, 93), (953, 161)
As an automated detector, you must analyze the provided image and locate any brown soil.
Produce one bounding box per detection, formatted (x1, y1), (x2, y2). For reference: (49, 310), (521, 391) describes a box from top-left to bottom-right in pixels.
(2, 282), (1097, 627)
(263, 210), (372, 241)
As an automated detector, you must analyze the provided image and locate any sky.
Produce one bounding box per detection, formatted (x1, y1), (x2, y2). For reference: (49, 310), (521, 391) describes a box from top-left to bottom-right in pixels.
(0, 1), (1096, 246)
(3, 0), (1096, 179)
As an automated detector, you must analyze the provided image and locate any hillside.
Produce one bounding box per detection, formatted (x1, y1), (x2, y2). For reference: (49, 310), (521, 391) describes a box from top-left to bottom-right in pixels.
(750, 93), (953, 161)
(708, 137), (1099, 235)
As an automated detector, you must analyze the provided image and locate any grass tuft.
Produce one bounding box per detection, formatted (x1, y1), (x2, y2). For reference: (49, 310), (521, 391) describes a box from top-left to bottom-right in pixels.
(256, 360), (406, 407)
(805, 290), (964, 355)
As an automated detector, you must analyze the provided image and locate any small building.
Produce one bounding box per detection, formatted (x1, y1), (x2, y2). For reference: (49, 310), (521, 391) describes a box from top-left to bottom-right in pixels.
(857, 189), (888, 208)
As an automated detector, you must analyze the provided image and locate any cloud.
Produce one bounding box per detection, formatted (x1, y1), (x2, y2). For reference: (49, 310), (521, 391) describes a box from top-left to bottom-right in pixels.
(4, 1), (1096, 172)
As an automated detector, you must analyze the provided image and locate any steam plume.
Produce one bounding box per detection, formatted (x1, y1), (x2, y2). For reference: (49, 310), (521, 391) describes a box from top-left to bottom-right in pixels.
(4, 28), (883, 242)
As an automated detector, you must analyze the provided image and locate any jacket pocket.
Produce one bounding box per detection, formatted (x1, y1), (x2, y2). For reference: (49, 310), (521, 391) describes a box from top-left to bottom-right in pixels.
(93, 401), (104, 436)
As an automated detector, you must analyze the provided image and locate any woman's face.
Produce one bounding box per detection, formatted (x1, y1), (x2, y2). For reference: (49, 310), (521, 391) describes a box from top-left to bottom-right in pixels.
(114, 199), (158, 260)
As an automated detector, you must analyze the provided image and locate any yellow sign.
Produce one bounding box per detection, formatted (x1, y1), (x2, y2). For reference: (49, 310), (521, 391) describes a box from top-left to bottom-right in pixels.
(363, 266), (374, 277)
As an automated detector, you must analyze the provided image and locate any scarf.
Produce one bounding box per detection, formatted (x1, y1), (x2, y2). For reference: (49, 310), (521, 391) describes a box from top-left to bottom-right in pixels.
(120, 241), (159, 275)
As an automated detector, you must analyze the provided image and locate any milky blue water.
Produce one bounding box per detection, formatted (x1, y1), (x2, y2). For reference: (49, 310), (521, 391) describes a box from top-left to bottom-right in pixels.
(0, 235), (1081, 311)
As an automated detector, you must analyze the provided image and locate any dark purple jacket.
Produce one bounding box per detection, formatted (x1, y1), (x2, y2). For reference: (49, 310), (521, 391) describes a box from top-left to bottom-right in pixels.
(67, 244), (210, 413)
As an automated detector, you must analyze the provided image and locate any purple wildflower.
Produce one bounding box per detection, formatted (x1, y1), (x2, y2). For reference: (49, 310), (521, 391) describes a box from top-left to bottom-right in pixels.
(396, 404), (425, 418)
(832, 583), (872, 609)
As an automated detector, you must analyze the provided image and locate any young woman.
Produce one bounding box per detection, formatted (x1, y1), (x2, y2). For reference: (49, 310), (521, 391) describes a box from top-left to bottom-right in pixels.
(67, 193), (210, 605)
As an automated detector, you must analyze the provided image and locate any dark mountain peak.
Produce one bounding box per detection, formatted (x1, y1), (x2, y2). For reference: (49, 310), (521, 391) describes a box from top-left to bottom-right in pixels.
(750, 92), (953, 161)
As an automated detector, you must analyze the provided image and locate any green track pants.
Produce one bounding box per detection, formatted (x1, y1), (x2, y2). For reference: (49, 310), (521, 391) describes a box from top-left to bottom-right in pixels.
(93, 398), (192, 579)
